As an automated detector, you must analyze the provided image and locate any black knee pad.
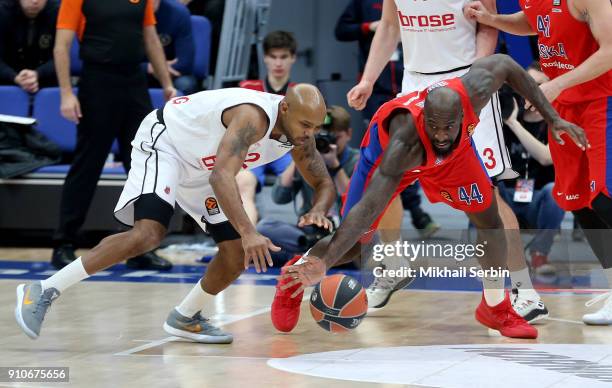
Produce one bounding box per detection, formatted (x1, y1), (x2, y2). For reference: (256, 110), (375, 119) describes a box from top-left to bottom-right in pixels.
(134, 193), (174, 228)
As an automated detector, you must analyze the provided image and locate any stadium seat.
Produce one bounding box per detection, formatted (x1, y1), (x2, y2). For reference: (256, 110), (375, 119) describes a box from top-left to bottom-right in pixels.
(32, 88), (120, 154)
(70, 39), (83, 76)
(32, 88), (78, 152)
(149, 88), (183, 110)
(0, 86), (30, 116)
(497, 0), (534, 67)
(191, 15), (212, 80)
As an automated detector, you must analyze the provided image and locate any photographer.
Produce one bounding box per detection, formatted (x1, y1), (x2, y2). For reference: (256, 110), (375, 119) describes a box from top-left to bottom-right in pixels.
(257, 106), (359, 264)
(497, 63), (566, 276)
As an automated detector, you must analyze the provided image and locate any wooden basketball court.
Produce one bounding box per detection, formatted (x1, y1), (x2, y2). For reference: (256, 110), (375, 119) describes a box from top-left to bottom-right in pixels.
(1, 248), (612, 387)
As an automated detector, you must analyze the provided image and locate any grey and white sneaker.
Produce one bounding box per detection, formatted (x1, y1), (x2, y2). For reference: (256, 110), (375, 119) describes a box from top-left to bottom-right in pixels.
(511, 288), (549, 323)
(583, 292), (612, 325)
(366, 262), (415, 309)
(163, 309), (233, 344)
(15, 282), (60, 339)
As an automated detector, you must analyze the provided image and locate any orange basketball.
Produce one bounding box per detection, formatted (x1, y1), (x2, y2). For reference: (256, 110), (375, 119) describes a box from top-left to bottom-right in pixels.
(309, 274), (368, 333)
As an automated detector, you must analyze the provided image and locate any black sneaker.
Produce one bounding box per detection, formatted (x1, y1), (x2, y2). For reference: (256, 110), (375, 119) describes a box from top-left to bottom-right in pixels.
(51, 244), (77, 269)
(126, 251), (172, 271)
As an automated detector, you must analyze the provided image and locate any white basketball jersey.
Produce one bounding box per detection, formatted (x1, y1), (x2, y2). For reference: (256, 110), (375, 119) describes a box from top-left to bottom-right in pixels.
(162, 88), (291, 174)
(394, 0), (476, 73)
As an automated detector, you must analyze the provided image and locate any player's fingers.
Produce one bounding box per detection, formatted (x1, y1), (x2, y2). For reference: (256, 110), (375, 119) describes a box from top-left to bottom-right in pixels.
(258, 247), (269, 272)
(552, 130), (564, 146)
(263, 246), (273, 269)
(244, 251), (251, 270)
(280, 277), (302, 291)
(250, 249), (261, 273)
(568, 126), (587, 150)
(290, 284), (306, 298)
(267, 239), (281, 252)
(277, 272), (292, 282)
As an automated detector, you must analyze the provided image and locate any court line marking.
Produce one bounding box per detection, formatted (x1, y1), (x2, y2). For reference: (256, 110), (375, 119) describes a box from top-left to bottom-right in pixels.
(114, 306), (272, 356)
(544, 316), (584, 325)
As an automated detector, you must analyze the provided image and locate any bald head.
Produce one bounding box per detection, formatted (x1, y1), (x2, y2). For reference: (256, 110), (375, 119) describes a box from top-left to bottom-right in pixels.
(285, 84), (326, 115)
(423, 87), (464, 157)
(278, 84), (327, 146)
(424, 87), (461, 116)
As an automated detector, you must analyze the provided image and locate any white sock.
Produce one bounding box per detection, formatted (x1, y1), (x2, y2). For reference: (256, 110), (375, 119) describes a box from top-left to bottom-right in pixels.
(604, 268), (612, 289)
(482, 276), (505, 306)
(176, 281), (213, 318)
(41, 257), (89, 293)
(510, 268), (537, 298)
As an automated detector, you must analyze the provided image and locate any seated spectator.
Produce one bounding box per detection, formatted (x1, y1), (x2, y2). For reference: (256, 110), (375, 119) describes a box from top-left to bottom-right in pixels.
(0, 0), (59, 93)
(148, 0), (197, 94)
(178, 0), (224, 74)
(497, 63), (565, 276)
(236, 30), (298, 223)
(258, 105), (360, 264)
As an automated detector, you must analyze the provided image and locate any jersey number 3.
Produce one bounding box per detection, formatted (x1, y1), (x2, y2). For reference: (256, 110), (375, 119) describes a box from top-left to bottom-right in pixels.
(458, 183), (484, 205)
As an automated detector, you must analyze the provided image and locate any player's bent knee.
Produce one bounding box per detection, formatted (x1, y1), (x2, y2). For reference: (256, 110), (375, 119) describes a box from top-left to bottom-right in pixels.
(130, 220), (166, 255)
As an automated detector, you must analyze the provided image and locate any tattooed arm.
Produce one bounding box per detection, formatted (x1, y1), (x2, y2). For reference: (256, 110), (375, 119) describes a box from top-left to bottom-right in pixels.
(319, 112), (424, 269)
(291, 138), (336, 229)
(212, 103), (280, 272)
(278, 112), (425, 293)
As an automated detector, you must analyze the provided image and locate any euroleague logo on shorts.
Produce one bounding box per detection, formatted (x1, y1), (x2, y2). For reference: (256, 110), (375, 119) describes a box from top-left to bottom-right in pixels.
(397, 11), (455, 28)
(440, 190), (453, 202)
(205, 197), (220, 216)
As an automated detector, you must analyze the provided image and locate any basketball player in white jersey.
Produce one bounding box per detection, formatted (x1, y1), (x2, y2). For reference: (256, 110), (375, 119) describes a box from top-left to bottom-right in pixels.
(346, 0), (548, 322)
(14, 84), (336, 342)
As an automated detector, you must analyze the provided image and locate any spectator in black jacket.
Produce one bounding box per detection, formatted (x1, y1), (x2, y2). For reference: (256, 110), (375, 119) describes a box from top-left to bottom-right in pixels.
(335, 0), (401, 121)
(148, 0), (198, 95)
(0, 0), (59, 93)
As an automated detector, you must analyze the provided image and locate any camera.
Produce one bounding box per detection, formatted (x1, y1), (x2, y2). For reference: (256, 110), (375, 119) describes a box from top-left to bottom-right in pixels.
(298, 224), (333, 250)
(315, 111), (338, 153)
(315, 129), (337, 153)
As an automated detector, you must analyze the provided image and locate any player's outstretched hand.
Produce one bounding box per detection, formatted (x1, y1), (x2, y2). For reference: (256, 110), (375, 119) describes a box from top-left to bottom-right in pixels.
(347, 80), (374, 111)
(298, 211), (333, 231)
(550, 117), (589, 151)
(242, 232), (281, 273)
(279, 256), (327, 298)
(464, 1), (494, 24)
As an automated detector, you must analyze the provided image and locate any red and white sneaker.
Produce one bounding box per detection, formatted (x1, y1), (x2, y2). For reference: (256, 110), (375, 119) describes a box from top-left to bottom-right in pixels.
(271, 255), (304, 332)
(475, 292), (538, 339)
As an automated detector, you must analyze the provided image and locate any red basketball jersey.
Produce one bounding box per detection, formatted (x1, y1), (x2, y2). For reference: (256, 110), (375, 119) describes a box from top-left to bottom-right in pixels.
(520, 0), (612, 103)
(355, 78), (492, 214)
(363, 77), (480, 175)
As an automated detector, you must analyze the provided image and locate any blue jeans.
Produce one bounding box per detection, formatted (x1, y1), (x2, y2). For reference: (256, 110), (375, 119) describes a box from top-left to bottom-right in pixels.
(497, 181), (566, 254)
(173, 75), (199, 95)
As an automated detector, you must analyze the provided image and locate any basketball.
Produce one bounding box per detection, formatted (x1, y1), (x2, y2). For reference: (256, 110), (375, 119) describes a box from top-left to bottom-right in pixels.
(309, 274), (368, 333)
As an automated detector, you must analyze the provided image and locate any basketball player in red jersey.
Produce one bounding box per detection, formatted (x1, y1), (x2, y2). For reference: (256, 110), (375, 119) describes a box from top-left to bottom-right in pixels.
(465, 0), (612, 324)
(276, 54), (586, 338)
